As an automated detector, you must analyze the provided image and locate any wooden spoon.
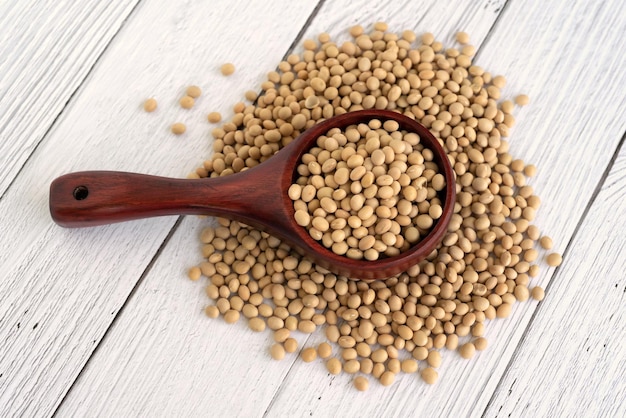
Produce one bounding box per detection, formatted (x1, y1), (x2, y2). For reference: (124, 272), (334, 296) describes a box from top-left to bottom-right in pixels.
(50, 110), (455, 279)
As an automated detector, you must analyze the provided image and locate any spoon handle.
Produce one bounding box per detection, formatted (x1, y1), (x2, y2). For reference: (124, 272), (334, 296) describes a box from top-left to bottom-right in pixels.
(49, 170), (272, 227)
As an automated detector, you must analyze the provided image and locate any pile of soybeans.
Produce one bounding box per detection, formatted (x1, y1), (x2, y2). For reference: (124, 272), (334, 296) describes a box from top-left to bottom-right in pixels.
(181, 24), (561, 390)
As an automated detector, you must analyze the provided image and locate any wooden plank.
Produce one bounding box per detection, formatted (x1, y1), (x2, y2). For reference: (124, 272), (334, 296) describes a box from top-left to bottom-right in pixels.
(54, 0), (512, 416)
(288, 0), (507, 48)
(56, 216), (315, 417)
(29, 0), (626, 417)
(0, 0), (139, 197)
(484, 140), (626, 417)
(0, 1), (319, 417)
(265, 0), (626, 416)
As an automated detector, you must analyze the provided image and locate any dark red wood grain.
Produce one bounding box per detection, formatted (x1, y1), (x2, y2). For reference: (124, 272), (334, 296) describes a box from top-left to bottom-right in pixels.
(49, 110), (456, 279)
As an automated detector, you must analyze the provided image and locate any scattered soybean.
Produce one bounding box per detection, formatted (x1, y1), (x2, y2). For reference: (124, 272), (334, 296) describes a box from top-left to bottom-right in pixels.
(171, 122), (186, 135)
(186, 85), (202, 98)
(208, 112), (222, 123)
(180, 95), (195, 109)
(354, 376), (369, 391)
(221, 63), (236, 76)
(143, 98), (157, 112)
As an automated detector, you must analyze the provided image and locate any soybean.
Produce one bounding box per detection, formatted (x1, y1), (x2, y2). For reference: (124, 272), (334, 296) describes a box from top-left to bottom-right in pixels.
(515, 94), (530, 106)
(531, 286), (545, 301)
(540, 236), (554, 249)
(456, 31), (470, 44)
(221, 63), (235, 76)
(186, 85), (202, 98)
(143, 98), (157, 112)
(459, 343), (476, 359)
(284, 338), (298, 353)
(317, 342), (332, 358)
(171, 122), (186, 135)
(327, 358), (342, 375)
(270, 343), (285, 360)
(302, 347), (317, 362)
(208, 112), (222, 123)
(354, 376), (369, 391)
(421, 368), (438, 384)
(180, 96), (195, 109)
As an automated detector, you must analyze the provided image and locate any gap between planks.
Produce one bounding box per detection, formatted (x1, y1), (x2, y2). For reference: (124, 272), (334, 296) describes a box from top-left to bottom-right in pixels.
(472, 0), (512, 62)
(481, 128), (626, 417)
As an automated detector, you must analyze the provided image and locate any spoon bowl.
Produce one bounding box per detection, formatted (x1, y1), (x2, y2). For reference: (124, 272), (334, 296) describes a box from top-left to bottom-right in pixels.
(50, 110), (456, 279)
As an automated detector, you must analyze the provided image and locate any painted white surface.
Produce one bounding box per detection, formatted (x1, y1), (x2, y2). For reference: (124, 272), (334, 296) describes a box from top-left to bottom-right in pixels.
(0, 0), (318, 416)
(485, 144), (626, 417)
(0, 0), (139, 196)
(0, 0), (624, 417)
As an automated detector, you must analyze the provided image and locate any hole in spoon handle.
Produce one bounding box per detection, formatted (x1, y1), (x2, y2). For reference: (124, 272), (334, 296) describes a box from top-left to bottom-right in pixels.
(73, 185), (89, 200)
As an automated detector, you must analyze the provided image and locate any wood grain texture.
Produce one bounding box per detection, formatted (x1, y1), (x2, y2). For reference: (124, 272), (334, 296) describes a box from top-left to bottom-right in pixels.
(2, 0), (626, 417)
(0, 0), (319, 416)
(0, 0), (139, 197)
(57, 216), (316, 417)
(262, 0), (626, 415)
(57, 0), (513, 416)
(485, 141), (626, 417)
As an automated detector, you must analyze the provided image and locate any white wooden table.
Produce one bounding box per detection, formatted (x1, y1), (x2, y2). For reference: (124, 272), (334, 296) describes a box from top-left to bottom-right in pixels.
(1, 0), (625, 416)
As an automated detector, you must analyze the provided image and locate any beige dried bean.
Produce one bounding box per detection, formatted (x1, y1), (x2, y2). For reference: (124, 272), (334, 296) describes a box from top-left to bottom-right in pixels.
(546, 252), (562, 266)
(327, 358), (342, 375)
(301, 347), (317, 362)
(354, 376), (369, 391)
(143, 98), (157, 112)
(221, 63), (235, 76)
(421, 367), (438, 384)
(270, 343), (285, 360)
